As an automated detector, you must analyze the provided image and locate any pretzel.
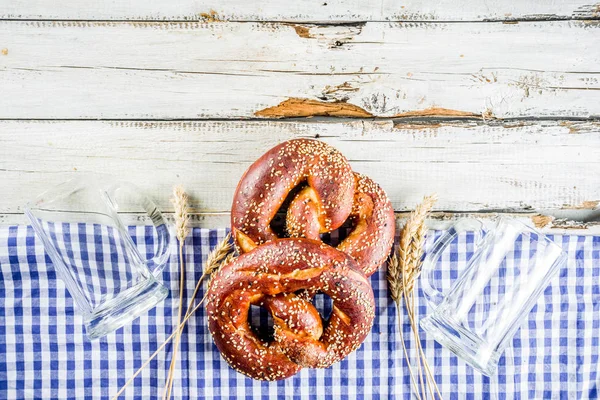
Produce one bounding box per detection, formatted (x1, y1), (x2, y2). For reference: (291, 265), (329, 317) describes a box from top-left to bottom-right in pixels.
(286, 172), (395, 277)
(205, 239), (375, 381)
(231, 139), (395, 276)
(231, 139), (356, 253)
(259, 174), (395, 348)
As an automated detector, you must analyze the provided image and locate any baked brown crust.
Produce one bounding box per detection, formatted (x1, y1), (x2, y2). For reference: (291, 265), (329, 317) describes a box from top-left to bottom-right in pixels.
(231, 139), (356, 253)
(220, 139), (394, 380)
(287, 173), (395, 276)
(231, 139), (396, 276)
(205, 239), (375, 381)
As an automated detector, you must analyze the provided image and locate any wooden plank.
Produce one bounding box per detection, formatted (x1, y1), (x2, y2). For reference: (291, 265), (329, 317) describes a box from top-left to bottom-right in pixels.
(0, 21), (599, 120)
(1, 0), (598, 22)
(1, 119), (598, 215)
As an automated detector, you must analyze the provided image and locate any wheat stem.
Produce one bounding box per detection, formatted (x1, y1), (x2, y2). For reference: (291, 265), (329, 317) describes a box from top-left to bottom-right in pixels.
(112, 233), (232, 400)
(163, 243), (185, 400)
(406, 249), (443, 400)
(183, 236), (229, 324)
(111, 298), (205, 400)
(163, 233), (232, 399)
(410, 289), (442, 400)
(162, 186), (191, 400)
(397, 305), (423, 400)
(404, 285), (435, 399)
(388, 194), (442, 400)
(403, 271), (426, 398)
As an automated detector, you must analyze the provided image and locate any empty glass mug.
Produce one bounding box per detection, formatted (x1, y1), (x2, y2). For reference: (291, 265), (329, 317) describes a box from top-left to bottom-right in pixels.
(25, 176), (170, 340)
(420, 217), (567, 375)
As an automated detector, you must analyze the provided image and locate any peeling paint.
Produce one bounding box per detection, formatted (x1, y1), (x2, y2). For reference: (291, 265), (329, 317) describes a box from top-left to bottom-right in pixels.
(254, 98), (373, 118)
(322, 82), (359, 95)
(581, 200), (599, 209)
(482, 109), (495, 120)
(580, 20), (600, 28)
(392, 122), (443, 130)
(254, 98), (491, 120)
(559, 121), (581, 134)
(292, 24), (313, 38)
(320, 82), (360, 102)
(501, 121), (529, 129)
(255, 98), (495, 120)
(288, 23), (364, 45)
(199, 10), (222, 22)
(550, 220), (590, 230)
(532, 214), (554, 228)
(392, 107), (482, 119)
(562, 200), (600, 209)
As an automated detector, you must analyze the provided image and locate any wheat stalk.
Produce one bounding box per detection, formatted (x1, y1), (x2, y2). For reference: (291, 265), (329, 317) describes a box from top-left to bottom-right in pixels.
(387, 194), (442, 400)
(396, 194), (437, 295)
(387, 253), (422, 400)
(188, 233), (233, 315)
(111, 298), (204, 400)
(172, 186), (191, 243)
(388, 196), (436, 300)
(163, 186), (191, 400)
(112, 233), (233, 400)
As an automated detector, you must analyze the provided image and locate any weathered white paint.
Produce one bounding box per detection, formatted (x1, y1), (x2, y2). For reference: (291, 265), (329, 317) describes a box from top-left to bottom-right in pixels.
(0, 21), (598, 119)
(0, 120), (598, 216)
(1, 0), (598, 21)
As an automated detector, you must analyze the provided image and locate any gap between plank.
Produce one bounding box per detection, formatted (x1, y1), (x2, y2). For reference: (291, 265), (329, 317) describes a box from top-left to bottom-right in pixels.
(0, 117), (599, 124)
(0, 16), (599, 23)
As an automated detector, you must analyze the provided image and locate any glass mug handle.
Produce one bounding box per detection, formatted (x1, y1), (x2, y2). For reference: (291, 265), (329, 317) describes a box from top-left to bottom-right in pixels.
(420, 219), (485, 307)
(104, 182), (171, 277)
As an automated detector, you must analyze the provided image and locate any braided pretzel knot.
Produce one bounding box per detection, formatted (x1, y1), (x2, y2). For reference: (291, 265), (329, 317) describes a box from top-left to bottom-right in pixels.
(205, 239), (375, 381)
(231, 139), (354, 254)
(286, 171), (395, 277)
(215, 139), (394, 379)
(231, 139), (395, 276)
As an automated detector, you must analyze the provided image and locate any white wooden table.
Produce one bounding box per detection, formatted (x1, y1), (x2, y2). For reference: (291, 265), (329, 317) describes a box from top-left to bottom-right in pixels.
(0, 1), (599, 231)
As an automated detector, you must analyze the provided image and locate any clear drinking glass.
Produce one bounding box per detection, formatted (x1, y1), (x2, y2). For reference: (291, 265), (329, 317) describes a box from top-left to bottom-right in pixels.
(25, 176), (170, 340)
(420, 217), (567, 375)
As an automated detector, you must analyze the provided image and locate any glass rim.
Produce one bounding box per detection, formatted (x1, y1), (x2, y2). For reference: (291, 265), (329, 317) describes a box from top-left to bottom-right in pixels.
(24, 173), (118, 213)
(494, 216), (566, 252)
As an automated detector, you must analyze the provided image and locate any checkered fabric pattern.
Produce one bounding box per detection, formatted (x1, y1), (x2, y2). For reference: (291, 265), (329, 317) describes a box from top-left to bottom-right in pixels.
(0, 226), (598, 399)
(33, 221), (139, 310)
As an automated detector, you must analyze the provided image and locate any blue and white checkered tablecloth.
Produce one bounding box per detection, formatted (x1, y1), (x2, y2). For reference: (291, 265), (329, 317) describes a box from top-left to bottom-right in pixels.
(0, 225), (598, 399)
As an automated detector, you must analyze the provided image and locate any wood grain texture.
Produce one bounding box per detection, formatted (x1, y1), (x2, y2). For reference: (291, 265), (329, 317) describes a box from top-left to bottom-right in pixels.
(1, 0), (599, 21)
(0, 21), (599, 120)
(1, 120), (598, 215)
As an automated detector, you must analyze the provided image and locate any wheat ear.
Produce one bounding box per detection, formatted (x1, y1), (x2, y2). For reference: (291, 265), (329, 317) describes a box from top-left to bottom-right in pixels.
(403, 195), (440, 399)
(163, 186), (191, 400)
(400, 195), (436, 398)
(397, 194), (437, 295)
(388, 194), (443, 399)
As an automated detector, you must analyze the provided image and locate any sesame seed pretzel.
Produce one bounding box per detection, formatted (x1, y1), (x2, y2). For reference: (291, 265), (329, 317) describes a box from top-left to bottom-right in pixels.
(231, 139), (356, 254)
(260, 174), (395, 344)
(205, 239), (376, 381)
(218, 139), (394, 380)
(231, 139), (395, 276)
(286, 172), (395, 277)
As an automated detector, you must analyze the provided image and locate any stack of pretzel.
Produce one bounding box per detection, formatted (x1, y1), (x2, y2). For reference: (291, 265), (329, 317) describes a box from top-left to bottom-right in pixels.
(206, 139), (396, 380)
